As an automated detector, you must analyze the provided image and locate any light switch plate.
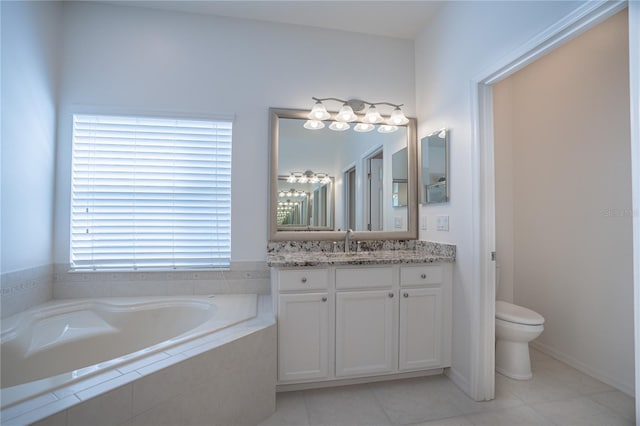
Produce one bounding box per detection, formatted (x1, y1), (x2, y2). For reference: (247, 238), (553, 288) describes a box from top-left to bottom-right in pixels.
(436, 215), (449, 231)
(420, 216), (428, 230)
(394, 217), (403, 229)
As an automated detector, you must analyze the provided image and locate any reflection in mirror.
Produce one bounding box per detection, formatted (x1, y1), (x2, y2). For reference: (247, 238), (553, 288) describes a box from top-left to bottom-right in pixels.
(420, 129), (449, 204)
(277, 176), (334, 230)
(392, 147), (408, 207)
(270, 108), (418, 241)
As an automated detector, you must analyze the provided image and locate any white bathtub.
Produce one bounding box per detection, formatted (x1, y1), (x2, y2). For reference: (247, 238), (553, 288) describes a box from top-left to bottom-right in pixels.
(0, 294), (275, 425)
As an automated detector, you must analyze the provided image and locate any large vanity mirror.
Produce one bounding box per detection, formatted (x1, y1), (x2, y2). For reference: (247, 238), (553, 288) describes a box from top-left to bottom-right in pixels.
(420, 129), (449, 204)
(270, 108), (418, 241)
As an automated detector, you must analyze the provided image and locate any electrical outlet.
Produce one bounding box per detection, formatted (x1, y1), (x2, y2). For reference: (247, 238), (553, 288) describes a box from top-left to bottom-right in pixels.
(436, 215), (449, 231)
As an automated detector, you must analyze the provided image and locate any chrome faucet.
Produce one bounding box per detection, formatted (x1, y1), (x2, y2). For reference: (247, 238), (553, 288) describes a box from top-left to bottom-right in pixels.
(344, 229), (353, 253)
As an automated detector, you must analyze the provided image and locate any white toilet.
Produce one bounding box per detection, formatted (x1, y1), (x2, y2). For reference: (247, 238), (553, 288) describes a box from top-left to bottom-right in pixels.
(495, 300), (545, 380)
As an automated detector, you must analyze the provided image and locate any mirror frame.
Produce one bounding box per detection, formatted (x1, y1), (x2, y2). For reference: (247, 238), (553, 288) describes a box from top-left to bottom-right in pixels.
(269, 107), (418, 241)
(419, 129), (450, 205)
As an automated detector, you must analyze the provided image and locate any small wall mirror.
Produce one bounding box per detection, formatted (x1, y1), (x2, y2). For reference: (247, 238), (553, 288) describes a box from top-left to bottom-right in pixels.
(420, 129), (449, 204)
(270, 108), (418, 241)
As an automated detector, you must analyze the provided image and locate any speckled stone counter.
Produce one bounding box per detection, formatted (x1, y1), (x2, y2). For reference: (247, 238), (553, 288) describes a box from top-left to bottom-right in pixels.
(267, 240), (455, 268)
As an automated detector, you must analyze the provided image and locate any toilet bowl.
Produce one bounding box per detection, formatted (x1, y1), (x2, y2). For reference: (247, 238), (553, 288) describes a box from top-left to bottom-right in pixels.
(495, 300), (544, 380)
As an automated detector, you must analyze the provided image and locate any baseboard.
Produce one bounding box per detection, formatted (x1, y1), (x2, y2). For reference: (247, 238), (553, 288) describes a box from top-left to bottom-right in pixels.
(445, 366), (472, 399)
(530, 341), (635, 397)
(276, 369), (444, 392)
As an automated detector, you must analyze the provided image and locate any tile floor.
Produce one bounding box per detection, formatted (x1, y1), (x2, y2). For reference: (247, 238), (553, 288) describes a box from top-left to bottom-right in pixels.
(259, 349), (635, 426)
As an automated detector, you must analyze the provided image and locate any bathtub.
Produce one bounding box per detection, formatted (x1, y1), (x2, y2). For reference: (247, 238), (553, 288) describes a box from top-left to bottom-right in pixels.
(0, 294), (276, 426)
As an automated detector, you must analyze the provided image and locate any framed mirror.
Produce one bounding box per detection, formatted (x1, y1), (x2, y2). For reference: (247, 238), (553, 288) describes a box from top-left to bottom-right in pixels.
(270, 108), (418, 241)
(420, 129), (449, 204)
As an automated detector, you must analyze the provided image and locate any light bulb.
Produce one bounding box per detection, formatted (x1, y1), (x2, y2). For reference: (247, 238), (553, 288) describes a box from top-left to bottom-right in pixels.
(378, 125), (398, 133)
(363, 105), (383, 124)
(354, 123), (375, 132)
(308, 101), (331, 120)
(336, 104), (357, 122)
(389, 107), (409, 125)
(287, 173), (297, 183)
(304, 119), (325, 130)
(329, 121), (350, 131)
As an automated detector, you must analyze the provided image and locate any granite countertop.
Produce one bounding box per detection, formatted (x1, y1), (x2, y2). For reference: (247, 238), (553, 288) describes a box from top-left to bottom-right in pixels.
(266, 250), (455, 268)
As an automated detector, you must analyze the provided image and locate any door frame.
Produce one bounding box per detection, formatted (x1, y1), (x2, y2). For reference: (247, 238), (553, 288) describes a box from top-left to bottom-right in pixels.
(470, 0), (634, 403)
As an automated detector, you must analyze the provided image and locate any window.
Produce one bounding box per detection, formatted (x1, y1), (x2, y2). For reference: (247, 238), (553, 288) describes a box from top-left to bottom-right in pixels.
(70, 114), (232, 270)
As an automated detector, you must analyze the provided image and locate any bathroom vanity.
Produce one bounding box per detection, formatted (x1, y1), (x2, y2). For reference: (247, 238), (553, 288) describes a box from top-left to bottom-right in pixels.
(268, 241), (454, 388)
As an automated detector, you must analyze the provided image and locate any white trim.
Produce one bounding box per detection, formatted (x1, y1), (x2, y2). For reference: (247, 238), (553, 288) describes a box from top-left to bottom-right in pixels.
(470, 0), (631, 402)
(444, 366), (470, 396)
(628, 0), (640, 421)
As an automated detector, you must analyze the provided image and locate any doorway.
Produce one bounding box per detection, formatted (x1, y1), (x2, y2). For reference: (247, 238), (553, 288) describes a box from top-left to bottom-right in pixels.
(470, 0), (636, 405)
(366, 150), (383, 231)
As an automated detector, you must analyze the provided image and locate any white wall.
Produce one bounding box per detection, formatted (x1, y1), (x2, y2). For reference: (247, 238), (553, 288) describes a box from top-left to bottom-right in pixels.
(494, 10), (634, 394)
(414, 0), (584, 392)
(1, 1), (61, 274)
(53, 2), (415, 264)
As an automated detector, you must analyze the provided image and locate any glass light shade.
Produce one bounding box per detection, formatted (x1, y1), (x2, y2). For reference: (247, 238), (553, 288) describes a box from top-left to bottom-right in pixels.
(308, 101), (331, 120)
(287, 173), (297, 183)
(329, 121), (350, 131)
(389, 107), (409, 125)
(336, 104), (357, 122)
(354, 123), (375, 132)
(304, 119), (325, 130)
(321, 176), (331, 184)
(363, 105), (384, 124)
(378, 125), (398, 133)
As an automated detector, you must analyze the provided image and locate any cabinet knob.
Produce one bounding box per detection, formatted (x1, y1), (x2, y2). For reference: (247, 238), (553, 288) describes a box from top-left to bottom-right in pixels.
(321, 296), (327, 302)
(404, 292), (409, 298)
(388, 292), (394, 298)
(301, 277), (307, 283)
(420, 273), (427, 279)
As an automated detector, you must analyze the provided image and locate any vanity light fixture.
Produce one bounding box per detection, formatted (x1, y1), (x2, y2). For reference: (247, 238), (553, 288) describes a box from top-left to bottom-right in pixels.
(304, 97), (410, 133)
(286, 171), (332, 185)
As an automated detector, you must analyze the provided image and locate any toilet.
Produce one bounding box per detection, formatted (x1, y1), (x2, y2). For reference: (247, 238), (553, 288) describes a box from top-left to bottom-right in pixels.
(495, 300), (545, 380)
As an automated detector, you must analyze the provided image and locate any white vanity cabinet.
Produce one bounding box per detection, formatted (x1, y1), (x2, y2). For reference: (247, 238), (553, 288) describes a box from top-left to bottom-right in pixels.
(272, 262), (452, 386)
(274, 268), (331, 382)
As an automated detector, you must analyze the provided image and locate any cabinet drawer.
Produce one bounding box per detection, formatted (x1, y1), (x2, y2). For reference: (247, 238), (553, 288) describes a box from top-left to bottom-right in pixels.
(335, 267), (393, 289)
(278, 268), (328, 291)
(400, 265), (443, 286)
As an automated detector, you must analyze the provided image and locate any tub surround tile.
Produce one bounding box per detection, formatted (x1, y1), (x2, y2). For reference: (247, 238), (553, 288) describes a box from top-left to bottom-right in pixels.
(10, 396), (78, 426)
(267, 240), (456, 267)
(53, 370), (123, 400)
(117, 352), (170, 375)
(75, 372), (141, 402)
(1, 264), (53, 318)
(51, 261), (270, 299)
(68, 385), (133, 426)
(1, 393), (58, 422)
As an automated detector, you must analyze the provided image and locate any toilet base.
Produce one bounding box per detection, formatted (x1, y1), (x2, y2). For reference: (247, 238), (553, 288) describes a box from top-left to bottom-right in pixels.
(495, 339), (533, 380)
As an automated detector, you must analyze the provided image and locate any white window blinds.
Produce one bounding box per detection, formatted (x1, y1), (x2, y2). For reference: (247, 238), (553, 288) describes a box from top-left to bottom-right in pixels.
(70, 114), (232, 270)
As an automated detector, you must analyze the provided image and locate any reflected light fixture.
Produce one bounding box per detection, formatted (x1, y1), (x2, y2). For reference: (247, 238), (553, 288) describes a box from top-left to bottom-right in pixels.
(304, 97), (410, 133)
(286, 170), (332, 184)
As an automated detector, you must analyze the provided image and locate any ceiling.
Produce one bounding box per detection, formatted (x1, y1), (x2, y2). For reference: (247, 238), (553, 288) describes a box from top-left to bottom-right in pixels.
(110, 1), (443, 40)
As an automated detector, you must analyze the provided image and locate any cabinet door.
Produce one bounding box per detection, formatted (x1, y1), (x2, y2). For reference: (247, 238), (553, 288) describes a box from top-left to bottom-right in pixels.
(335, 290), (395, 377)
(399, 287), (442, 370)
(278, 293), (330, 382)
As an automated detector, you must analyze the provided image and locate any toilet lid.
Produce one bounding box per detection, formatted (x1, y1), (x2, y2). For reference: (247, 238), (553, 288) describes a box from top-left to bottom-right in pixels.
(496, 301), (545, 325)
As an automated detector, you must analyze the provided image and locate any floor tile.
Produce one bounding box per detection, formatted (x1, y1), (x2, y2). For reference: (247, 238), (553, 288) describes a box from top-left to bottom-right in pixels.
(370, 376), (464, 425)
(464, 405), (551, 426)
(495, 371), (579, 404)
(304, 384), (392, 426)
(413, 416), (474, 426)
(590, 390), (636, 421)
(531, 395), (634, 426)
(258, 391), (310, 426)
